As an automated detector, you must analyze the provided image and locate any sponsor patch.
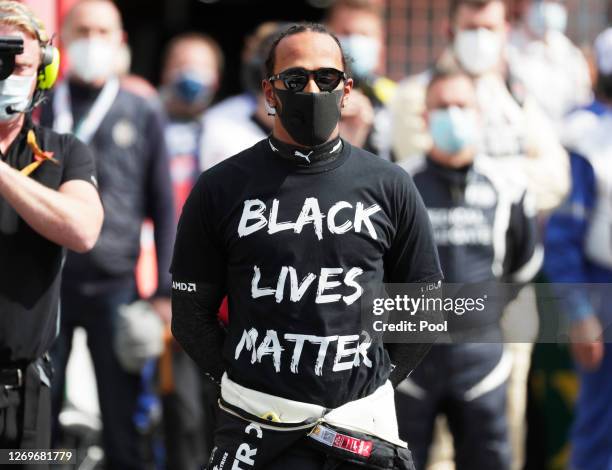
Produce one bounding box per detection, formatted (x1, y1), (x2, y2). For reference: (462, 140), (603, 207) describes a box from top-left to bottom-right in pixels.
(172, 281), (196, 292)
(308, 424), (372, 458)
(112, 119), (136, 148)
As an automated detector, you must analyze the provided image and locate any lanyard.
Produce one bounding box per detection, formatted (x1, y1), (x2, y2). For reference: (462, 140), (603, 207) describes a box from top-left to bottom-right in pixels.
(52, 77), (120, 144)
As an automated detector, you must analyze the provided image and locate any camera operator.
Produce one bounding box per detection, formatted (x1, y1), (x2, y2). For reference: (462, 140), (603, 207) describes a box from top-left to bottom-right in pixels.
(0, 0), (103, 462)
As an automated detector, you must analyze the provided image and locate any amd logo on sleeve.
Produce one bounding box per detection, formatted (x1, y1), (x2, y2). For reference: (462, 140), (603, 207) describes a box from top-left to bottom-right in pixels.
(172, 281), (197, 292)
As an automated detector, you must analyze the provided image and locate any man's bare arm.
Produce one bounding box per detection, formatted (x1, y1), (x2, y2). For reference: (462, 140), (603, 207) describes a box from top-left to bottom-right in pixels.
(0, 160), (103, 252)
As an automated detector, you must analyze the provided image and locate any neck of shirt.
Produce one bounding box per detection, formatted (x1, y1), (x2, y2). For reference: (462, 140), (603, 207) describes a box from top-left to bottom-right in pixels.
(426, 155), (473, 186)
(68, 78), (105, 125)
(268, 134), (344, 165)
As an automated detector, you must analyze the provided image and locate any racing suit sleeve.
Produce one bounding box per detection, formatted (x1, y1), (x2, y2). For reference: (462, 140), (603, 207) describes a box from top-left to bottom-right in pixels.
(170, 178), (227, 383)
(385, 172), (443, 386)
(387, 280), (442, 387)
(543, 152), (596, 322)
(504, 190), (542, 283)
(171, 282), (226, 384)
(145, 108), (175, 298)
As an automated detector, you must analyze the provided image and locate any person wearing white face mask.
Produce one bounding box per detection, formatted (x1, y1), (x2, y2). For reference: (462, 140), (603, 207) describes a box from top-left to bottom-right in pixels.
(325, 0), (397, 160)
(398, 67), (540, 470)
(39, 1), (175, 469)
(508, 0), (592, 127)
(390, 0), (568, 214)
(0, 0), (104, 462)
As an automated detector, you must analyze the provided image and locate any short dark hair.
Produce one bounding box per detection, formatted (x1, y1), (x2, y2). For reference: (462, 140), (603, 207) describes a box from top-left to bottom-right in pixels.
(264, 23), (347, 78)
(162, 32), (225, 77)
(324, 0), (384, 23)
(425, 65), (475, 105)
(449, 0), (506, 22)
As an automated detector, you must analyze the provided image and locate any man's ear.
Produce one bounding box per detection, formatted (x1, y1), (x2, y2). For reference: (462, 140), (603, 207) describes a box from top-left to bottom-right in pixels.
(341, 77), (353, 107)
(262, 79), (276, 110)
(423, 108), (430, 126)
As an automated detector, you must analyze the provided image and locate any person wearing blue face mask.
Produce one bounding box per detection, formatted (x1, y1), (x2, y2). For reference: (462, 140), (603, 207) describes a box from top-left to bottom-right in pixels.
(325, 0), (396, 160)
(158, 31), (224, 470)
(160, 32), (222, 210)
(398, 68), (540, 470)
(389, 2), (567, 469)
(509, 0), (592, 127)
(160, 33), (221, 122)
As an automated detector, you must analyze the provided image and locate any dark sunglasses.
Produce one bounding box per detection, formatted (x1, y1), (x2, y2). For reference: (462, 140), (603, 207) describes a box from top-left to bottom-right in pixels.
(268, 67), (347, 92)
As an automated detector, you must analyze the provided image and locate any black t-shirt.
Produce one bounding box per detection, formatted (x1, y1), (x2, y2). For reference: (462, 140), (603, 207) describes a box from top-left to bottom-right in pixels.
(0, 120), (96, 366)
(171, 138), (442, 408)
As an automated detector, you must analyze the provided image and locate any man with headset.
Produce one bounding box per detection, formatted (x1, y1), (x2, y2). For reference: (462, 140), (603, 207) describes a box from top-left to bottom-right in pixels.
(0, 0), (103, 458)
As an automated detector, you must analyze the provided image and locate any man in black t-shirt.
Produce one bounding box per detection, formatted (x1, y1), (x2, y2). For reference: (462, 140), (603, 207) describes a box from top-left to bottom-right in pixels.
(171, 23), (442, 470)
(0, 1), (102, 458)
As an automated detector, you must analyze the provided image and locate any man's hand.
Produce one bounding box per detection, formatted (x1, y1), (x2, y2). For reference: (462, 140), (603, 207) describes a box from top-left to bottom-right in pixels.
(569, 315), (604, 371)
(151, 297), (172, 324)
(340, 88), (374, 148)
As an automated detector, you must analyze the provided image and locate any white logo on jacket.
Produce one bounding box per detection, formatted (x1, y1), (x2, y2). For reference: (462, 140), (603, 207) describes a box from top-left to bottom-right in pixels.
(172, 281), (196, 292)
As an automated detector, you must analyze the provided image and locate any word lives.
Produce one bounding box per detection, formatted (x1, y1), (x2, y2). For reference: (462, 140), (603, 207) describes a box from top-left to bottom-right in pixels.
(252, 265), (363, 305)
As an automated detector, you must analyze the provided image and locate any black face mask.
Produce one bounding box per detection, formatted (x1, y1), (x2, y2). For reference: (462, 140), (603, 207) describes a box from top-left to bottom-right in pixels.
(274, 88), (343, 147)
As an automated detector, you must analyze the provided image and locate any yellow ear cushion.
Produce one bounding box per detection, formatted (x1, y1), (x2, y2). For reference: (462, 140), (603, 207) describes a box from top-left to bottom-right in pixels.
(37, 47), (59, 90)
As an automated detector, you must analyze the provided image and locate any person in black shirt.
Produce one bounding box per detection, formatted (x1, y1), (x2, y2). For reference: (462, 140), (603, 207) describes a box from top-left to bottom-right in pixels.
(171, 23), (442, 470)
(0, 0), (102, 459)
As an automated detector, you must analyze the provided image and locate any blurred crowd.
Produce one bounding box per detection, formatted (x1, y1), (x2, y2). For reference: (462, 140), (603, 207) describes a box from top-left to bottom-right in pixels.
(33, 0), (612, 469)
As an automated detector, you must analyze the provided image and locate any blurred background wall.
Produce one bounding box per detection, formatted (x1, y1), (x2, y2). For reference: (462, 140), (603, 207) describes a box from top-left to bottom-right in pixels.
(386, 0), (609, 79)
(21, 0), (612, 99)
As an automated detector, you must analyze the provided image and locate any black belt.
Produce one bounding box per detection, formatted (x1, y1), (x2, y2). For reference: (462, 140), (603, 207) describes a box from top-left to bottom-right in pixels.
(0, 367), (23, 388)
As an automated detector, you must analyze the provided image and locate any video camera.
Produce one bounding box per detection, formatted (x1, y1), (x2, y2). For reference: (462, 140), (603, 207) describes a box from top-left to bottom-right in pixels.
(0, 36), (23, 80)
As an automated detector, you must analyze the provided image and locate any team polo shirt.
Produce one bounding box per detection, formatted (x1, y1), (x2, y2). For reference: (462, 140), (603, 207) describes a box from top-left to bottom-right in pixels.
(0, 120), (96, 365)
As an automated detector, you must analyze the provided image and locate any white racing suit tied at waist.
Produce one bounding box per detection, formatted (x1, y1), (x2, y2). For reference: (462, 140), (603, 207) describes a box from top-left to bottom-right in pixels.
(220, 373), (407, 448)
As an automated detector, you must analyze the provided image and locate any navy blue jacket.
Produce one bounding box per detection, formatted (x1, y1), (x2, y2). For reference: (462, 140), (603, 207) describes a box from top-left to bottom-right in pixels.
(41, 81), (174, 297)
